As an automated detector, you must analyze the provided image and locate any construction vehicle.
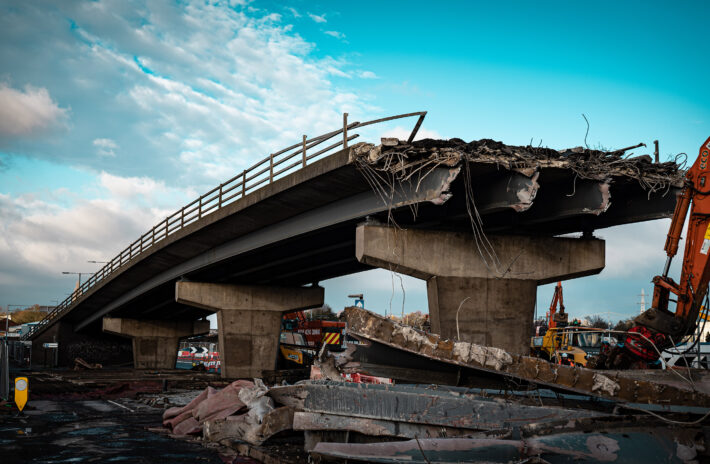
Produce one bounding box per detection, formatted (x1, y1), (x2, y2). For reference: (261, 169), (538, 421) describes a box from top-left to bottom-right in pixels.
(276, 309), (346, 369)
(599, 136), (710, 369)
(278, 331), (316, 368)
(530, 282), (589, 366)
(282, 310), (346, 352)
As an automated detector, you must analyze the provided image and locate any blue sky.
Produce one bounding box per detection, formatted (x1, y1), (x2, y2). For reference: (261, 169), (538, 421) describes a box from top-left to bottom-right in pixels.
(0, 0), (708, 326)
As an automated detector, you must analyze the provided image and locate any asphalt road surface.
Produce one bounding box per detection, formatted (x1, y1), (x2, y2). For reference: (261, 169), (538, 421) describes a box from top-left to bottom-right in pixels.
(1, 398), (225, 464)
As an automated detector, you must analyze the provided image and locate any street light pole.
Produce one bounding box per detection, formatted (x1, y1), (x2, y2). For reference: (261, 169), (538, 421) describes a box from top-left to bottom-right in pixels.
(62, 271), (93, 286)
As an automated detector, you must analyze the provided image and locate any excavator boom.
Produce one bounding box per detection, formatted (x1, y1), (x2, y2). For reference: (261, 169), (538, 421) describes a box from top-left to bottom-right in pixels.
(626, 136), (710, 363)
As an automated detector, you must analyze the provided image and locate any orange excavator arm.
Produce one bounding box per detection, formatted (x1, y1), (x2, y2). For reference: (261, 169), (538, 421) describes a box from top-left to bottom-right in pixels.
(548, 281), (566, 329)
(628, 136), (710, 361)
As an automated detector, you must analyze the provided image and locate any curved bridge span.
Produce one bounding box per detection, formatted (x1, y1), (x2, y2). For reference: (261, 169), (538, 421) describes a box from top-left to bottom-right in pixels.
(24, 112), (681, 377)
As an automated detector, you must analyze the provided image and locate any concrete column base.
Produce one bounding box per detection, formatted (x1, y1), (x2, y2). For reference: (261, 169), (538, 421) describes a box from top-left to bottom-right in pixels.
(356, 224), (605, 355)
(103, 318), (210, 369)
(216, 310), (283, 378)
(427, 276), (537, 354)
(176, 282), (324, 378)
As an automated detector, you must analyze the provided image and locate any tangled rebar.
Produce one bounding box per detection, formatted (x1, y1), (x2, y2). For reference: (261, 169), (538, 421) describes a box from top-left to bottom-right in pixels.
(351, 137), (686, 278)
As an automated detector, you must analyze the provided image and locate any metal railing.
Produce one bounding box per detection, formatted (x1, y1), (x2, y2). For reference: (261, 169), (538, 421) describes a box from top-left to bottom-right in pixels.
(23, 111), (427, 340)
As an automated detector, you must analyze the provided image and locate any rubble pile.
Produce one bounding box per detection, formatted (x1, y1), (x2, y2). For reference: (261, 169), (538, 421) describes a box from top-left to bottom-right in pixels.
(350, 138), (686, 194)
(155, 307), (710, 463)
(162, 379), (294, 445)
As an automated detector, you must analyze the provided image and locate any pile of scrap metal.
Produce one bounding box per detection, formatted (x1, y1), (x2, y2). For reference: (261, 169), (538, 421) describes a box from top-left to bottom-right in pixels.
(163, 307), (710, 463)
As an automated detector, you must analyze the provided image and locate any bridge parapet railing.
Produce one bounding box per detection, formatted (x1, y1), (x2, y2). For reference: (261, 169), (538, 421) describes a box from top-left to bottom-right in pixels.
(23, 112), (427, 340)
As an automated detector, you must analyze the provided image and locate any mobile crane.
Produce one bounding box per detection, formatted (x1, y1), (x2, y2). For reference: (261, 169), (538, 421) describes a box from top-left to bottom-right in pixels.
(602, 136), (710, 368)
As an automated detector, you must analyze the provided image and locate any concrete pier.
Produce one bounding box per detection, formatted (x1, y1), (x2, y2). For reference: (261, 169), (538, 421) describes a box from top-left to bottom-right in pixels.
(356, 225), (605, 354)
(103, 318), (210, 369)
(31, 321), (133, 367)
(176, 282), (324, 378)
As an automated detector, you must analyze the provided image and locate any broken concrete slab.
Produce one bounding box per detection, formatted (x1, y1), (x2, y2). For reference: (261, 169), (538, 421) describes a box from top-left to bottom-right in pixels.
(269, 381), (604, 431)
(311, 428), (704, 464)
(350, 138), (684, 190)
(293, 411), (501, 440)
(342, 306), (710, 407)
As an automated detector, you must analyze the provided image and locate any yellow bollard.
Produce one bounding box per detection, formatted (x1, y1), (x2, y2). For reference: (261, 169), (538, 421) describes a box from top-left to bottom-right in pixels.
(14, 377), (28, 412)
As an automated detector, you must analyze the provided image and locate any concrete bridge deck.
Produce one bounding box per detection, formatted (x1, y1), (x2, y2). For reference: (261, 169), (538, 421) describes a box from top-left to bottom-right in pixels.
(24, 113), (683, 374)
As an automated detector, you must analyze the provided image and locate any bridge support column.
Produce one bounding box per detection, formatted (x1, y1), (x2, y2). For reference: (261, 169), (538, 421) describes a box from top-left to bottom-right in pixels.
(176, 282), (324, 378)
(356, 225), (605, 354)
(103, 318), (210, 369)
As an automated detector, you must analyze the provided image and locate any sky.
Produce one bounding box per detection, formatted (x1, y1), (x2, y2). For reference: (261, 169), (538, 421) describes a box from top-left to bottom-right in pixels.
(0, 0), (708, 327)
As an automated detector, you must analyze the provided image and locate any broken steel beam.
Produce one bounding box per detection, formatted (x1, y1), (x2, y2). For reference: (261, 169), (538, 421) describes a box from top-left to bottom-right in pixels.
(342, 306), (710, 407)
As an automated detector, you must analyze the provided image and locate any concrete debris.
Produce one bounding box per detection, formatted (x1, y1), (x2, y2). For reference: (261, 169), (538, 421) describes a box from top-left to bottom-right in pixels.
(310, 429), (701, 463)
(350, 138), (685, 194)
(453, 341), (513, 371)
(143, 310), (709, 463)
(270, 381), (605, 430)
(342, 306), (710, 407)
(73, 357), (102, 370)
(591, 373), (621, 397)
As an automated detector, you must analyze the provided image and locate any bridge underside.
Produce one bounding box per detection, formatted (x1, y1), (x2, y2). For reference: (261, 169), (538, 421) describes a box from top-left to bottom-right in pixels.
(29, 139), (682, 370)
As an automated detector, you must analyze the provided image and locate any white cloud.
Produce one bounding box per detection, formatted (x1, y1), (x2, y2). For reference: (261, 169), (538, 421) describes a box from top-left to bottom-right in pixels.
(286, 7), (301, 18)
(359, 71), (378, 79)
(93, 138), (118, 157)
(595, 219), (676, 279)
(0, 1), (384, 306)
(0, 1), (376, 188)
(324, 30), (346, 40)
(308, 13), (326, 23)
(0, 172), (191, 282)
(380, 126), (442, 141)
(0, 83), (68, 137)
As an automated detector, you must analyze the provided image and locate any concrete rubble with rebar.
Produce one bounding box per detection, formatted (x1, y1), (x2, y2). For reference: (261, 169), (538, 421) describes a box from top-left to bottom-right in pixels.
(112, 306), (707, 463)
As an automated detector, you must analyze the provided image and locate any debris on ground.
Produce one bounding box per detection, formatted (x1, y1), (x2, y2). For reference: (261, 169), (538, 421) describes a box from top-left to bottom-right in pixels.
(73, 357), (102, 370)
(198, 307), (708, 462)
(335, 306), (710, 407)
(131, 304), (708, 462)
